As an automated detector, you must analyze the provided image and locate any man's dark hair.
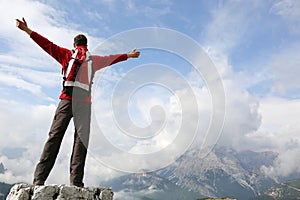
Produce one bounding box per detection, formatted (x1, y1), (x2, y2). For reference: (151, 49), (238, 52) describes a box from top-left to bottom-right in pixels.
(74, 34), (87, 46)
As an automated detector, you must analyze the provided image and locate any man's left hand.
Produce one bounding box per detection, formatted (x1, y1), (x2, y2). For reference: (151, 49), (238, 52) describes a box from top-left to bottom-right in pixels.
(127, 48), (140, 58)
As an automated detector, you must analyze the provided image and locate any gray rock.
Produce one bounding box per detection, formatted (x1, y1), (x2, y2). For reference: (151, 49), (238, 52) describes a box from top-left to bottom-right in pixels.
(32, 185), (59, 200)
(6, 184), (114, 200)
(100, 188), (113, 200)
(6, 184), (31, 200)
(58, 185), (94, 200)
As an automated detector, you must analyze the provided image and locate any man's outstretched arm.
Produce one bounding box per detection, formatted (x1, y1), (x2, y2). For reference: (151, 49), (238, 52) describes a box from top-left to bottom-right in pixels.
(92, 48), (140, 71)
(16, 17), (32, 35)
(15, 17), (71, 65)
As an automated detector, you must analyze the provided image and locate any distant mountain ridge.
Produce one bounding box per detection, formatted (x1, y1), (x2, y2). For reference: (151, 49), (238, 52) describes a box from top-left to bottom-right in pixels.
(105, 146), (282, 199)
(0, 163), (11, 200)
(0, 182), (12, 200)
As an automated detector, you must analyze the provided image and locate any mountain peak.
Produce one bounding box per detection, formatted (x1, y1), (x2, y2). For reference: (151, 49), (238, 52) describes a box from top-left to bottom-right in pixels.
(156, 146), (279, 199)
(0, 162), (5, 174)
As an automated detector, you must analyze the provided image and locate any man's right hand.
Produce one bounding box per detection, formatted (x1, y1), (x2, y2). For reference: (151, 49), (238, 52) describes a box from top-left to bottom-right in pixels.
(16, 17), (32, 35)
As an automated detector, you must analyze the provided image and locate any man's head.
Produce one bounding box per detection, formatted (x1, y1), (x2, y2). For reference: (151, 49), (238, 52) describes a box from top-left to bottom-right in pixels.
(74, 34), (87, 47)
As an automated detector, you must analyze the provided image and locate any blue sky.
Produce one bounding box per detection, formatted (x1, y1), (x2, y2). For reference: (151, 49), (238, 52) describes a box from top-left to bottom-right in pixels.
(0, 0), (300, 186)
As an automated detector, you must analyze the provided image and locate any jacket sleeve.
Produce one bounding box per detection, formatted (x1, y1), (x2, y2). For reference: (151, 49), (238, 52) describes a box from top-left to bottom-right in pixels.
(92, 54), (128, 71)
(30, 31), (71, 66)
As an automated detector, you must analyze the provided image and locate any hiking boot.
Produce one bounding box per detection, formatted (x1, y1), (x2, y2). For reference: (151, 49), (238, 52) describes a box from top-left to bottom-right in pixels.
(71, 183), (84, 188)
(34, 181), (45, 186)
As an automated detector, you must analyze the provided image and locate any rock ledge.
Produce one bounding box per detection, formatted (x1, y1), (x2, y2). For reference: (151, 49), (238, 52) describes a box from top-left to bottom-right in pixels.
(6, 183), (113, 200)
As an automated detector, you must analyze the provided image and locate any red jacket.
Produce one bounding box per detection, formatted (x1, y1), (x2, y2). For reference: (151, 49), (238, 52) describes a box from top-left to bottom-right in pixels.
(30, 31), (128, 103)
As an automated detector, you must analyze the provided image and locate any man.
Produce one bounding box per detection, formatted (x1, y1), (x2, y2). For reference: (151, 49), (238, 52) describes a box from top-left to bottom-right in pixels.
(16, 17), (140, 187)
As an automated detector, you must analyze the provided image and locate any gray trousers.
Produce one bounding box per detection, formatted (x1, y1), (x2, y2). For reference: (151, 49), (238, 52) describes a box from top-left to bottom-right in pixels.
(33, 99), (91, 186)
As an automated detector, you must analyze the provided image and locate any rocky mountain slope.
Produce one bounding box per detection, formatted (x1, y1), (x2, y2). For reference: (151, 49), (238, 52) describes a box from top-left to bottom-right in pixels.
(104, 146), (280, 200)
(156, 146), (278, 199)
(251, 178), (300, 200)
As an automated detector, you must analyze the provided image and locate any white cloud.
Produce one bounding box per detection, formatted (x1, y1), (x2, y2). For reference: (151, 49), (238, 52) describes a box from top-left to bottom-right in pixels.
(201, 49), (300, 179)
(203, 0), (263, 53)
(201, 0), (300, 179)
(270, 0), (300, 35)
(83, 0), (172, 20)
(243, 97), (300, 149)
(87, 49), (265, 172)
(87, 63), (213, 172)
(98, 0), (172, 17)
(0, 100), (56, 148)
(0, 65), (60, 88)
(242, 97), (300, 177)
(0, 156), (34, 184)
(205, 47), (300, 178)
(0, 65), (60, 101)
(261, 147), (300, 178)
(218, 80), (261, 147)
(200, 50), (262, 150)
(0, 71), (44, 96)
(0, 100), (57, 183)
(268, 42), (300, 94)
(84, 10), (104, 22)
(0, 0), (70, 61)
(259, 97), (300, 134)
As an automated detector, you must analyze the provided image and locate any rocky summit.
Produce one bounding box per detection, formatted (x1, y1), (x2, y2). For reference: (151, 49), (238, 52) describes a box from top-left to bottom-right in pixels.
(6, 183), (113, 200)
